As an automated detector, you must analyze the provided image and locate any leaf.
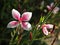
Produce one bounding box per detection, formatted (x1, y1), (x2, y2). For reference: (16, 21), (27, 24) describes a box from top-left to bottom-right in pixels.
(11, 32), (14, 38)
(40, 16), (45, 24)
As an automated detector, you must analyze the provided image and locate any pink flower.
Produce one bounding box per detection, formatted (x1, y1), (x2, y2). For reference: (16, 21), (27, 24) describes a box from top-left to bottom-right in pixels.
(42, 24), (53, 35)
(47, 2), (59, 14)
(47, 3), (54, 11)
(7, 9), (32, 31)
(52, 7), (59, 14)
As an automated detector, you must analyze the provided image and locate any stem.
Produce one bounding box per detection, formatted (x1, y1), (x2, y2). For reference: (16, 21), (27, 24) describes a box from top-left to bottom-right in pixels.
(17, 23), (24, 45)
(42, 2), (59, 24)
(51, 37), (57, 45)
(9, 25), (19, 45)
(43, 11), (51, 24)
(9, 28), (17, 45)
(17, 34), (23, 45)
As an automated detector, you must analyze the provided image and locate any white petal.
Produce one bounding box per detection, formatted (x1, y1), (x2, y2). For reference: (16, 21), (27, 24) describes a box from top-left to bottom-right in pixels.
(50, 2), (54, 7)
(22, 12), (32, 21)
(42, 27), (48, 35)
(21, 22), (32, 31)
(53, 7), (59, 14)
(45, 24), (53, 29)
(12, 9), (20, 20)
(7, 21), (19, 28)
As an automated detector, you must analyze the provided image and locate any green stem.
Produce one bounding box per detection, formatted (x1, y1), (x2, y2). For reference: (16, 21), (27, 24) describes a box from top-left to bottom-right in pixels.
(43, 11), (51, 24)
(9, 30), (17, 45)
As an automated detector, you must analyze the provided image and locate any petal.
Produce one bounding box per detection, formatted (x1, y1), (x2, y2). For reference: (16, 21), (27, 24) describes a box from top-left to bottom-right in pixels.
(22, 12), (32, 21)
(50, 2), (54, 7)
(12, 9), (20, 20)
(45, 24), (53, 29)
(21, 22), (32, 31)
(42, 27), (48, 35)
(53, 7), (59, 14)
(7, 21), (19, 28)
(47, 5), (52, 10)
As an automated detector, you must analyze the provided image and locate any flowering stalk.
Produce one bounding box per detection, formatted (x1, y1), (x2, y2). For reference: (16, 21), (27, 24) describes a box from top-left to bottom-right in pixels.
(43, 2), (59, 24)
(37, 4), (53, 26)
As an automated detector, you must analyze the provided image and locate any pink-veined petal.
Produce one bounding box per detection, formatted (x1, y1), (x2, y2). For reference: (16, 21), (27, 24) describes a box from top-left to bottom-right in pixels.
(22, 12), (32, 21)
(12, 9), (20, 20)
(47, 5), (52, 10)
(53, 7), (59, 14)
(21, 22), (32, 31)
(45, 24), (53, 29)
(7, 21), (19, 28)
(42, 27), (48, 35)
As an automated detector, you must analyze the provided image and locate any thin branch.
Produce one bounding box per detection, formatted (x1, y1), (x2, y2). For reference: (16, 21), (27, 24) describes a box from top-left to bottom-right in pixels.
(51, 37), (56, 45)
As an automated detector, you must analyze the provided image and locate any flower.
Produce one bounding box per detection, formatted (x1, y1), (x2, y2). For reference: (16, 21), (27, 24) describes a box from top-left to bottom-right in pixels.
(42, 24), (53, 35)
(7, 9), (32, 31)
(47, 2), (59, 14)
(52, 7), (59, 14)
(47, 3), (54, 11)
